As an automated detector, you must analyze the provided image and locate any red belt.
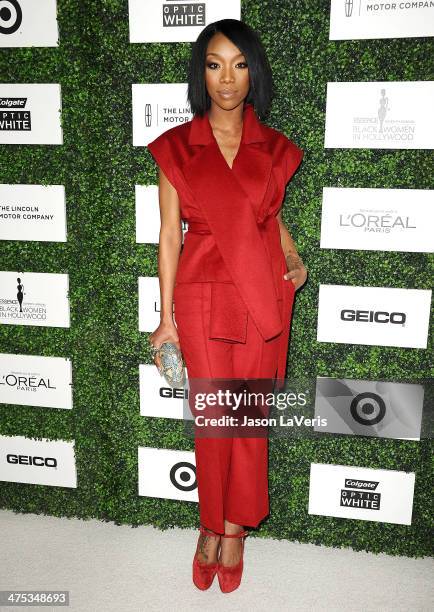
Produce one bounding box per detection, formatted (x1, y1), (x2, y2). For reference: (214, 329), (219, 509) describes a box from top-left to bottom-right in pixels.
(186, 220), (212, 234)
(188, 218), (272, 234)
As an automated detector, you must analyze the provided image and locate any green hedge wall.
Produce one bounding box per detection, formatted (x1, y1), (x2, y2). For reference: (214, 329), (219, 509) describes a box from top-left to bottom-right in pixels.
(0, 0), (432, 557)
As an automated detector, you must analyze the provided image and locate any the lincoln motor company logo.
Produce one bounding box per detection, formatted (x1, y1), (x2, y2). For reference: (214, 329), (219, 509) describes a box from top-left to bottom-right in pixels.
(345, 0), (354, 17)
(163, 1), (206, 27)
(0, 0), (23, 35)
(146, 103), (191, 128)
(145, 103), (152, 127)
(0, 97), (31, 132)
(353, 88), (416, 143)
(341, 478), (381, 510)
(344, 0), (434, 18)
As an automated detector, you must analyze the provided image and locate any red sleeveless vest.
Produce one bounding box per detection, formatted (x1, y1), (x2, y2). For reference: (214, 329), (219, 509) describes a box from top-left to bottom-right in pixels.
(147, 103), (304, 381)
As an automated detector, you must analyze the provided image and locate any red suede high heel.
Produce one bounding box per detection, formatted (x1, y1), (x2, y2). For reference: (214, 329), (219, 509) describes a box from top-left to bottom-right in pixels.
(217, 529), (249, 593)
(192, 525), (220, 590)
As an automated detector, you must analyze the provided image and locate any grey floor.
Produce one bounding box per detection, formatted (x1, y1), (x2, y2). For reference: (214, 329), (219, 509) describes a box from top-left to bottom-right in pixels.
(0, 509), (432, 612)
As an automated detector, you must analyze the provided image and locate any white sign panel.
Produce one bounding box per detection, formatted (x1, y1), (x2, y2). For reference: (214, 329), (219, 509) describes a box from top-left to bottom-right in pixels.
(324, 81), (434, 149)
(0, 0), (59, 47)
(308, 462), (415, 525)
(316, 284), (431, 348)
(129, 0), (241, 43)
(314, 377), (424, 441)
(139, 364), (190, 419)
(132, 83), (192, 146)
(330, 0), (434, 40)
(138, 276), (164, 332)
(138, 446), (198, 502)
(320, 187), (434, 252)
(0, 83), (63, 144)
(135, 184), (188, 243)
(0, 353), (73, 409)
(0, 184), (67, 242)
(0, 271), (70, 328)
(135, 186), (161, 244)
(0, 434), (77, 487)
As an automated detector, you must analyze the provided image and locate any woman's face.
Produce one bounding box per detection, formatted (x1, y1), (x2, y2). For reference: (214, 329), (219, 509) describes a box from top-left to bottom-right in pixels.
(204, 32), (250, 111)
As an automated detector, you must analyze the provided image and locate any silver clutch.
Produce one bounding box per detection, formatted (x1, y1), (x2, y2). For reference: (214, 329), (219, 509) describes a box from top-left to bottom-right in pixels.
(155, 342), (185, 387)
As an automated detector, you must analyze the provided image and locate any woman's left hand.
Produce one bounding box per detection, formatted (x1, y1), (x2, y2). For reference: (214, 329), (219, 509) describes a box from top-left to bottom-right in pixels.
(283, 251), (308, 291)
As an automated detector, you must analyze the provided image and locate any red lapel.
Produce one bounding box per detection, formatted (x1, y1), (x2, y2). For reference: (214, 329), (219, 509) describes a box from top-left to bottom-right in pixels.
(185, 103), (273, 217)
(181, 103), (283, 341)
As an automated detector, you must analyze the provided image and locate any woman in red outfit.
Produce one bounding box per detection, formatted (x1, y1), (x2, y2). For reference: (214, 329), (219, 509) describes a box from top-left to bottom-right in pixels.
(148, 19), (307, 593)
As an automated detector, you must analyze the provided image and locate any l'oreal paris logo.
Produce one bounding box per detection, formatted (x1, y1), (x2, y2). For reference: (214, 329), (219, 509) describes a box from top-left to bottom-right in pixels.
(0, 372), (57, 391)
(338, 211), (417, 233)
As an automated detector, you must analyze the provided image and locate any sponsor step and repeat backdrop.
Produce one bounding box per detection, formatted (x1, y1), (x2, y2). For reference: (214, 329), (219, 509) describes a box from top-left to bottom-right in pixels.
(0, 1), (432, 553)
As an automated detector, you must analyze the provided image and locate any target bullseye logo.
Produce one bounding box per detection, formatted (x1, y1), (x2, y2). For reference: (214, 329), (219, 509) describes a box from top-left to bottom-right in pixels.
(350, 391), (386, 426)
(170, 461), (196, 492)
(0, 0), (22, 35)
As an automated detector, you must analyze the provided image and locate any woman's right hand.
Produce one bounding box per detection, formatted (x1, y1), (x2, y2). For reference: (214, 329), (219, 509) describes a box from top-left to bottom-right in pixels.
(149, 320), (180, 374)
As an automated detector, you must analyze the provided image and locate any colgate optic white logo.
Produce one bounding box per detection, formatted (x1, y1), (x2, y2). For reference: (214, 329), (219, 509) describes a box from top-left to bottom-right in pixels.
(162, 1), (205, 28)
(341, 477), (381, 510)
(0, 97), (30, 131)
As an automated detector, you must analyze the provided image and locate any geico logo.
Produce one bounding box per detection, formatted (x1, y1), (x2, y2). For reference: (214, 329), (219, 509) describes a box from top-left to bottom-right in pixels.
(341, 310), (406, 324)
(6, 454), (57, 467)
(345, 479), (375, 489)
(159, 387), (187, 399)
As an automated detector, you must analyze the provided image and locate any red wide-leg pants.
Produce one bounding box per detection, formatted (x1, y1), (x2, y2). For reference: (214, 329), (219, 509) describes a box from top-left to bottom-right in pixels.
(173, 281), (281, 535)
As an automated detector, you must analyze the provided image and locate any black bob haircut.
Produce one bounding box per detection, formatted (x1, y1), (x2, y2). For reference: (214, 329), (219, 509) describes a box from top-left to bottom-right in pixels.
(187, 19), (274, 120)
